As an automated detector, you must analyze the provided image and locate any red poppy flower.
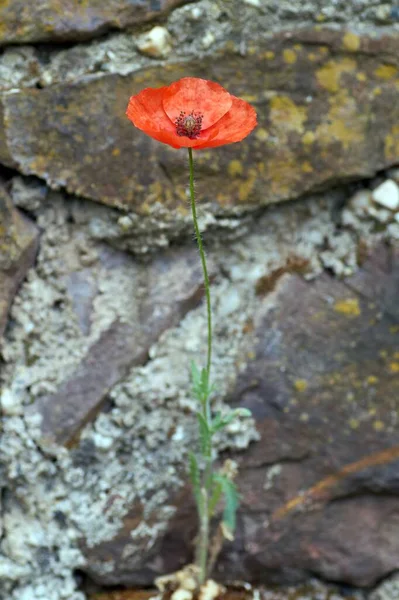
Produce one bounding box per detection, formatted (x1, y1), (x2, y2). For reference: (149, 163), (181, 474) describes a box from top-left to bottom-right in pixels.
(126, 77), (257, 150)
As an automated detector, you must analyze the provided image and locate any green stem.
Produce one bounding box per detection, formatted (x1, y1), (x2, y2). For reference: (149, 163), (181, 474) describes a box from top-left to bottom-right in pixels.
(188, 147), (213, 585)
(188, 148), (212, 384)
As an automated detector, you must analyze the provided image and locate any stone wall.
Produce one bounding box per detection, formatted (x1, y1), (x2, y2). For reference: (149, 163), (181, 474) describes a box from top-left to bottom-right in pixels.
(0, 1), (398, 599)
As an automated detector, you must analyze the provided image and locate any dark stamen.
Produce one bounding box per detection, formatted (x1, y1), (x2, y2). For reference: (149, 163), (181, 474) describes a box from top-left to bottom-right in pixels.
(175, 110), (203, 139)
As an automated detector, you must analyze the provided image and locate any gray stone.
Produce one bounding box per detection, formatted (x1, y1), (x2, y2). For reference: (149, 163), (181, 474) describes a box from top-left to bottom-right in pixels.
(0, 185), (39, 341)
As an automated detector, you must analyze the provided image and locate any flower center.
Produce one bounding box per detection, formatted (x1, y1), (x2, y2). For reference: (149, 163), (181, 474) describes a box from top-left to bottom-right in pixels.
(175, 110), (203, 139)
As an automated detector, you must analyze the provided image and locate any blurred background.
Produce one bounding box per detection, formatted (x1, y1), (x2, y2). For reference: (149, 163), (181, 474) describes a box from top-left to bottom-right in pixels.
(0, 1), (398, 599)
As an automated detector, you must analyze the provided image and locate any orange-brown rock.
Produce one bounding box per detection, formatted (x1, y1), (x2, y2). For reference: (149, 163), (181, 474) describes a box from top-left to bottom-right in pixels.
(0, 185), (39, 340)
(0, 0), (193, 45)
(0, 29), (397, 216)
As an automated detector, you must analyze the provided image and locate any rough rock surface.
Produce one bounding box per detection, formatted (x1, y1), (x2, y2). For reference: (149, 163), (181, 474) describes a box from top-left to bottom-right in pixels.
(79, 244), (399, 588)
(0, 29), (398, 216)
(90, 582), (365, 600)
(0, 185), (39, 340)
(0, 0), (399, 598)
(0, 0), (193, 45)
(29, 246), (215, 447)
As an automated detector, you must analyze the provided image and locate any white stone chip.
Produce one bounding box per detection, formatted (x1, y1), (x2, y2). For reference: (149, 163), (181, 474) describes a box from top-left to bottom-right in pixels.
(171, 590), (193, 600)
(372, 179), (399, 211)
(136, 26), (172, 58)
(198, 579), (225, 600)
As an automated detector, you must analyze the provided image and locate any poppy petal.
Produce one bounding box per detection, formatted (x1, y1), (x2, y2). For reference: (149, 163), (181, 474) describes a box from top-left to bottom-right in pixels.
(126, 86), (175, 134)
(127, 85), (222, 149)
(162, 77), (232, 130)
(141, 127), (217, 149)
(194, 96), (257, 149)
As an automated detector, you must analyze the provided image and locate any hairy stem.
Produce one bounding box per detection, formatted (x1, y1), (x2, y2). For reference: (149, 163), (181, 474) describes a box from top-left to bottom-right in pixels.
(188, 148), (212, 382)
(188, 147), (213, 584)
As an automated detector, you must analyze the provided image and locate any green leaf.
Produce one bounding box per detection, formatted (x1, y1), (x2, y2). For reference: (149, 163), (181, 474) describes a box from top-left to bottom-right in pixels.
(208, 476), (223, 517)
(211, 407), (252, 434)
(189, 452), (201, 506)
(214, 474), (239, 538)
(190, 361), (212, 403)
(191, 361), (203, 401)
(196, 411), (211, 455)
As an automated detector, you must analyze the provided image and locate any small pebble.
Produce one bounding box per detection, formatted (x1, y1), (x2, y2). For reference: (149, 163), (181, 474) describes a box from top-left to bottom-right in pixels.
(349, 189), (371, 215)
(387, 223), (399, 240)
(136, 26), (172, 58)
(372, 179), (399, 211)
(0, 388), (23, 416)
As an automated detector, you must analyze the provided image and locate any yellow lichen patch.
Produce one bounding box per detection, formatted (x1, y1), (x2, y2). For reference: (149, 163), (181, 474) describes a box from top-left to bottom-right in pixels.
(302, 131), (315, 145)
(333, 298), (361, 317)
(112, 148), (121, 157)
(367, 375), (379, 385)
(356, 72), (367, 82)
(349, 418), (360, 430)
(269, 95), (307, 135)
(266, 151), (300, 197)
(384, 125), (399, 162)
(228, 160), (243, 177)
(255, 127), (268, 141)
(308, 53), (317, 62)
(263, 50), (275, 60)
(390, 325), (399, 334)
(389, 362), (399, 373)
(241, 94), (258, 102)
(394, 352), (399, 359)
(314, 88), (364, 149)
(342, 32), (360, 52)
(301, 161), (313, 173)
(294, 44), (303, 51)
(283, 49), (297, 64)
(374, 64), (398, 80)
(373, 420), (385, 432)
(294, 379), (308, 392)
(316, 58), (357, 93)
(238, 168), (257, 202)
(373, 86), (382, 96)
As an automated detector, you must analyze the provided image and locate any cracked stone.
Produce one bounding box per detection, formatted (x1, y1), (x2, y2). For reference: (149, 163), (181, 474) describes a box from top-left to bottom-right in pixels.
(0, 28), (397, 218)
(0, 185), (39, 341)
(80, 243), (399, 588)
(27, 247), (216, 447)
(0, 0), (194, 46)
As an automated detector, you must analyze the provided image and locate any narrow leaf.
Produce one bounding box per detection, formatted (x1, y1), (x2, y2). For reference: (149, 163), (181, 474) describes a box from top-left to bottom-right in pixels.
(189, 452), (201, 506)
(191, 360), (203, 401)
(208, 476), (223, 517)
(211, 407), (252, 434)
(196, 411), (210, 455)
(214, 474), (239, 538)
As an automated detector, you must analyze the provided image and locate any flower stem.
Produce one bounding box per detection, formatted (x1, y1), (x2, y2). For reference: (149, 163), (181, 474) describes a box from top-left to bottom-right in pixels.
(187, 147), (213, 584)
(188, 148), (212, 382)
